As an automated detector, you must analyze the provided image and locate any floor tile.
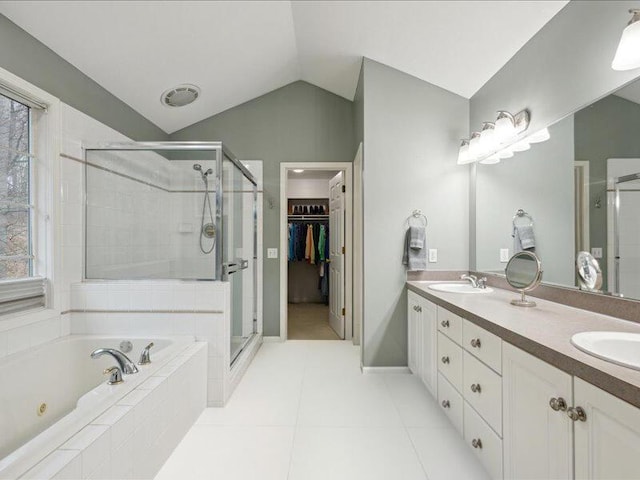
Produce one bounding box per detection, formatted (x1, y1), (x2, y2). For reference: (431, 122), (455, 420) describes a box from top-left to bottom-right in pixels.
(288, 426), (427, 480)
(155, 425), (294, 480)
(407, 427), (491, 480)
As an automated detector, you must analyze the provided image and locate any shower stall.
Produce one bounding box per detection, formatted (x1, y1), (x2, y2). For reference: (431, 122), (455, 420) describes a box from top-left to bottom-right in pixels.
(612, 172), (640, 299)
(84, 142), (258, 364)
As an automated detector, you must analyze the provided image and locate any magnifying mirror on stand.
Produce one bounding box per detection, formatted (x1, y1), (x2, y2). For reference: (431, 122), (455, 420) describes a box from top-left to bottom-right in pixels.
(505, 251), (543, 307)
(576, 251), (602, 292)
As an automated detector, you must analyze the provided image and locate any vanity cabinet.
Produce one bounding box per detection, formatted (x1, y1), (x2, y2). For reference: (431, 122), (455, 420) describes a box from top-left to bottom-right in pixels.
(503, 343), (640, 480)
(407, 291), (437, 396)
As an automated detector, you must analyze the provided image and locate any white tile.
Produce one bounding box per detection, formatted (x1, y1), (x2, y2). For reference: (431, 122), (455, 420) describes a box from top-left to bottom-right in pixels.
(52, 453), (82, 480)
(172, 314), (197, 335)
(289, 426), (427, 480)
(297, 370), (402, 427)
(139, 375), (166, 390)
(407, 427), (491, 480)
(0, 330), (7, 358)
(31, 316), (61, 347)
(60, 314), (71, 336)
(60, 425), (110, 479)
(173, 285), (196, 311)
(155, 425), (294, 480)
(117, 388), (152, 407)
(92, 405), (134, 450)
(70, 313), (86, 334)
(7, 324), (31, 355)
(381, 374), (451, 428)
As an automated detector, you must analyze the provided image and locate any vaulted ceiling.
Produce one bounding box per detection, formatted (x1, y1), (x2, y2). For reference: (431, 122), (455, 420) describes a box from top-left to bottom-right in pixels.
(0, 1), (568, 133)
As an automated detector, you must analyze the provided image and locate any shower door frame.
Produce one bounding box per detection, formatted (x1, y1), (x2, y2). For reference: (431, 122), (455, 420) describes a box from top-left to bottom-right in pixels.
(83, 141), (258, 282)
(612, 172), (640, 295)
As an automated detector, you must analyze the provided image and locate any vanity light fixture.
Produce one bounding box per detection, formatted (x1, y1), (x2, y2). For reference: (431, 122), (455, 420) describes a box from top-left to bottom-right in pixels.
(527, 127), (550, 144)
(468, 132), (482, 159)
(457, 139), (473, 165)
(480, 153), (500, 165)
(494, 111), (517, 142)
(612, 9), (640, 71)
(497, 148), (514, 159)
(292, 169), (305, 173)
(510, 139), (531, 152)
(479, 122), (498, 152)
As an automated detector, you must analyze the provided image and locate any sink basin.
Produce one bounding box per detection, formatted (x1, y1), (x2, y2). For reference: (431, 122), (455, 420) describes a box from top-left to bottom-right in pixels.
(427, 283), (493, 294)
(571, 331), (640, 371)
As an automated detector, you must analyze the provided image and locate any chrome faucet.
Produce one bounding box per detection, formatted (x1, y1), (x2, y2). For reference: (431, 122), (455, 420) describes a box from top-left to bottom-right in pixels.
(138, 342), (154, 365)
(461, 274), (478, 288)
(477, 277), (488, 289)
(91, 348), (139, 374)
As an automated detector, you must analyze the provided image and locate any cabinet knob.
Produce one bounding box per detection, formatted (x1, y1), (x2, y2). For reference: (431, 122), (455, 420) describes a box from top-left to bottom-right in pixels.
(567, 406), (587, 422)
(413, 305), (418, 311)
(470, 383), (482, 393)
(471, 438), (483, 449)
(470, 338), (481, 348)
(417, 306), (422, 313)
(441, 400), (450, 409)
(441, 320), (450, 328)
(441, 356), (450, 364)
(549, 397), (567, 412)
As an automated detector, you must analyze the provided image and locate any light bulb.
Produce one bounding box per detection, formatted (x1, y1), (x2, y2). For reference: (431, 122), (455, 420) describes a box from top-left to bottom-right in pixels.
(457, 139), (473, 165)
(494, 111), (517, 143)
(479, 122), (498, 153)
(480, 154), (500, 165)
(527, 128), (550, 144)
(293, 169), (304, 173)
(612, 10), (640, 71)
(497, 148), (514, 159)
(468, 132), (482, 159)
(511, 140), (530, 152)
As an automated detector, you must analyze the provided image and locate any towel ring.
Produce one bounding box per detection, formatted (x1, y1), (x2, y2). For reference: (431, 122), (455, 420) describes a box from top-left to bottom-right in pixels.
(407, 209), (428, 227)
(512, 208), (533, 228)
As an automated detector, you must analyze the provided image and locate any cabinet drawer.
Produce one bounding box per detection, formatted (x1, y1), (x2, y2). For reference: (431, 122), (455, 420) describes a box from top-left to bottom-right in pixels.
(437, 306), (462, 344)
(463, 319), (502, 373)
(438, 373), (463, 434)
(437, 332), (463, 391)
(463, 351), (502, 435)
(464, 402), (503, 480)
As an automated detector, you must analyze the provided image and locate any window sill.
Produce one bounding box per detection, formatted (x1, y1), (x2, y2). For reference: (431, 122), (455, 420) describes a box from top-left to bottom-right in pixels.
(0, 307), (60, 333)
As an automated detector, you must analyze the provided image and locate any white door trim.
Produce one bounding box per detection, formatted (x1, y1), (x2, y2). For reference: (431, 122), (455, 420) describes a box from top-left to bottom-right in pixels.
(280, 162), (353, 342)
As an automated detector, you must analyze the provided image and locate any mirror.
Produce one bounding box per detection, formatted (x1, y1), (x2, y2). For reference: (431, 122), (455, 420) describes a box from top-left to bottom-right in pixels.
(475, 74), (640, 301)
(576, 251), (602, 292)
(505, 251), (543, 307)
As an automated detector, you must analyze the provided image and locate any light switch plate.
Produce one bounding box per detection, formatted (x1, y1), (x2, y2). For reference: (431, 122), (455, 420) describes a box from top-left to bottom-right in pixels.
(500, 248), (510, 263)
(591, 247), (603, 259)
(428, 249), (438, 263)
(267, 248), (278, 259)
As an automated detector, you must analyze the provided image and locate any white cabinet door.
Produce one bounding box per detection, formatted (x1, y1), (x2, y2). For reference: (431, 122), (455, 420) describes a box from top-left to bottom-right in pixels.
(419, 297), (437, 396)
(502, 343), (573, 480)
(407, 291), (422, 376)
(574, 377), (640, 480)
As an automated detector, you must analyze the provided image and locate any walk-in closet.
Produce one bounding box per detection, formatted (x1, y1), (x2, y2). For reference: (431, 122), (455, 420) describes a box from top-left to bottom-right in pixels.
(287, 169), (343, 339)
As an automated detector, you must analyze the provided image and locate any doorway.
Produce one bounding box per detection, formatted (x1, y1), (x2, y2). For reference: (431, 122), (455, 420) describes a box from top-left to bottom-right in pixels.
(280, 163), (353, 341)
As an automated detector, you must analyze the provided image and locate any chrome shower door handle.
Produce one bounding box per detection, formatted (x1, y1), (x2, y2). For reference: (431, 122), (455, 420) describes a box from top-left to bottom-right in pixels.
(223, 258), (249, 275)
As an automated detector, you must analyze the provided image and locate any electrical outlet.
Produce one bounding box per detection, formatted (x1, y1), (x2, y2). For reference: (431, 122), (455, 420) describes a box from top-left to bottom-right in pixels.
(500, 248), (510, 263)
(591, 247), (603, 259)
(267, 248), (278, 259)
(428, 249), (438, 263)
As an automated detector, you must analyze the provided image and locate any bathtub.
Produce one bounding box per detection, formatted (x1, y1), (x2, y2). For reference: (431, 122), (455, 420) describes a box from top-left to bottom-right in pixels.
(0, 335), (195, 479)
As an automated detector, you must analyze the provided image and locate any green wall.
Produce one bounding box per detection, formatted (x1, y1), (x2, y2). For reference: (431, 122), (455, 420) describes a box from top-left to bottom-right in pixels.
(0, 14), (167, 141)
(575, 94), (640, 289)
(170, 80), (355, 336)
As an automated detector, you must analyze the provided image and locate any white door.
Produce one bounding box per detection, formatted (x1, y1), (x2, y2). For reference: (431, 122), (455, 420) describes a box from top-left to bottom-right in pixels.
(574, 377), (640, 479)
(502, 343), (573, 480)
(329, 172), (345, 338)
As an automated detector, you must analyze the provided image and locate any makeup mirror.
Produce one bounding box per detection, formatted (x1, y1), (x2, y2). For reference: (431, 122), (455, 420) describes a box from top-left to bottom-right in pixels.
(505, 251), (543, 307)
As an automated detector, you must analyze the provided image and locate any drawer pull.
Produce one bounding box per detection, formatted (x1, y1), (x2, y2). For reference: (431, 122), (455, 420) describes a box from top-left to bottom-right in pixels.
(441, 400), (450, 409)
(470, 338), (482, 348)
(567, 406), (587, 422)
(417, 306), (422, 313)
(441, 320), (450, 328)
(470, 383), (482, 393)
(471, 438), (483, 449)
(413, 305), (418, 312)
(441, 356), (450, 364)
(549, 397), (567, 412)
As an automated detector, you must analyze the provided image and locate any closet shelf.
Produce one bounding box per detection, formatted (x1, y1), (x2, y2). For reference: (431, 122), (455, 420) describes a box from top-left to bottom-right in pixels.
(288, 215), (329, 219)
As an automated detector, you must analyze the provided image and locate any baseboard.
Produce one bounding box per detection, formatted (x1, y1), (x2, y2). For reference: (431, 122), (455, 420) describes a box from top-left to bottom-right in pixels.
(361, 366), (411, 374)
(262, 336), (282, 343)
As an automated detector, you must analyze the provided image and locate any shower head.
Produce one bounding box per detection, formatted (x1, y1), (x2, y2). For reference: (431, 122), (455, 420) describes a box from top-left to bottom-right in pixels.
(193, 164), (202, 171)
(204, 168), (213, 176)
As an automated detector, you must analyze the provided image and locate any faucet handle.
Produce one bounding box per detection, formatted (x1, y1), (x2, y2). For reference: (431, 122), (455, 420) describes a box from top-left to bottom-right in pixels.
(104, 366), (123, 385)
(138, 342), (154, 365)
(477, 277), (488, 289)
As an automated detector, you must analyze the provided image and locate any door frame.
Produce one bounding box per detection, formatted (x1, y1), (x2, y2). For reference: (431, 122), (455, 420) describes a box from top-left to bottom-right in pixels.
(280, 162), (353, 341)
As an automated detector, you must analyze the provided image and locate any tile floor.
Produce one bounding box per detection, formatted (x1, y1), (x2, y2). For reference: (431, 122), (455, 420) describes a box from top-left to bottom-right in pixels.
(155, 340), (490, 480)
(287, 303), (339, 340)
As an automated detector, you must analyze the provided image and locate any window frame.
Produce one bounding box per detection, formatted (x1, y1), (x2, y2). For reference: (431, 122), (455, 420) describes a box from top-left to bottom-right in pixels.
(0, 66), (60, 317)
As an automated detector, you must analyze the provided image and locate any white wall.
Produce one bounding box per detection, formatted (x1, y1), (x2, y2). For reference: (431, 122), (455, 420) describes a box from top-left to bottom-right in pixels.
(361, 59), (469, 367)
(287, 177), (330, 199)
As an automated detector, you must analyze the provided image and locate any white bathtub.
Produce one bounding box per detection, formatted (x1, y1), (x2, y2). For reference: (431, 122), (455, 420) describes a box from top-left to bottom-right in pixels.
(0, 334), (194, 479)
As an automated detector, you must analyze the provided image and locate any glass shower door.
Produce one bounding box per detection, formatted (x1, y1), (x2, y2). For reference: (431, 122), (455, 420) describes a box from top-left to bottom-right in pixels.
(614, 173), (640, 298)
(222, 154), (257, 364)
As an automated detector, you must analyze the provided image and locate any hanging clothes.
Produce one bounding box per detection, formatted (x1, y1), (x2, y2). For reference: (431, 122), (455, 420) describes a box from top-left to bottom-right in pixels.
(318, 225), (326, 262)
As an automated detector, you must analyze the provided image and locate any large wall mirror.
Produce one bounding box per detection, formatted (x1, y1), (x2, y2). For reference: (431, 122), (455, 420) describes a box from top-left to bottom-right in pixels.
(475, 74), (640, 301)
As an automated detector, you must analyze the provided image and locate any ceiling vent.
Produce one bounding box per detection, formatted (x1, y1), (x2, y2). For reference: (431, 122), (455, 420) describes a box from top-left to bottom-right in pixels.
(161, 84), (201, 108)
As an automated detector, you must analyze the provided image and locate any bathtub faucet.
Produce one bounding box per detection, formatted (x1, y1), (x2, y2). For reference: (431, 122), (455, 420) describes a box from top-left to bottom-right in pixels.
(90, 348), (139, 375)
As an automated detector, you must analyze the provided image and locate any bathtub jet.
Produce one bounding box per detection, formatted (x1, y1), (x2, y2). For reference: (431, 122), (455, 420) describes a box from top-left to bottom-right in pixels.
(90, 347), (139, 374)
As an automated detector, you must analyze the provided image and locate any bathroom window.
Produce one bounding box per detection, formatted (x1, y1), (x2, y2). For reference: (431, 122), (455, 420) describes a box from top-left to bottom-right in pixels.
(0, 83), (50, 315)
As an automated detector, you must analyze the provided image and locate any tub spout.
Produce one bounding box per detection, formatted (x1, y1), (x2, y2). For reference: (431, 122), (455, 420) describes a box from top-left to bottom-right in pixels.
(91, 348), (139, 374)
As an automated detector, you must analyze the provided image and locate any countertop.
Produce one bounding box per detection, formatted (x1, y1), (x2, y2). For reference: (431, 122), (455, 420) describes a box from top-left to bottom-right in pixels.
(407, 281), (640, 408)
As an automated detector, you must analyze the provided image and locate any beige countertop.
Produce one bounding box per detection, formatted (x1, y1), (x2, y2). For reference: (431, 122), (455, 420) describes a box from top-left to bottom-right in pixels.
(407, 280), (640, 408)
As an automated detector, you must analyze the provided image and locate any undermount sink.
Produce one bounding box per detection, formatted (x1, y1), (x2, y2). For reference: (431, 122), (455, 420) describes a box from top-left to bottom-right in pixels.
(427, 283), (494, 294)
(571, 331), (640, 371)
